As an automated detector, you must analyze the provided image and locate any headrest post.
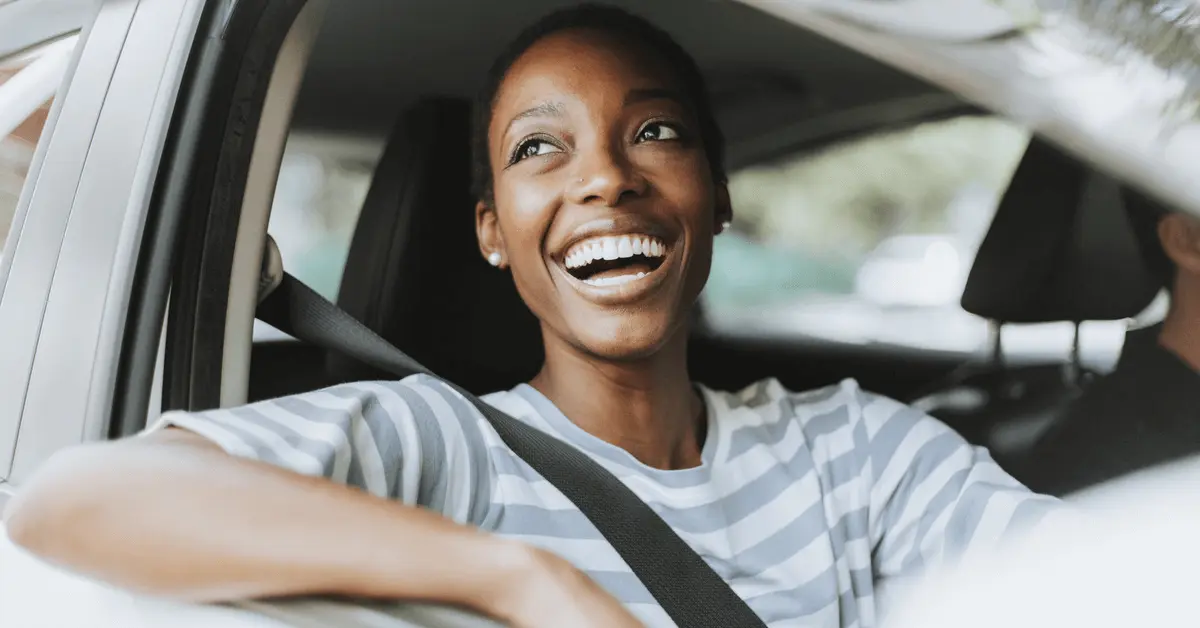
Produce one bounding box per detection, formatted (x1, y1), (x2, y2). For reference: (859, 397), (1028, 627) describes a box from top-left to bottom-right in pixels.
(1064, 322), (1082, 387)
(988, 320), (1004, 370)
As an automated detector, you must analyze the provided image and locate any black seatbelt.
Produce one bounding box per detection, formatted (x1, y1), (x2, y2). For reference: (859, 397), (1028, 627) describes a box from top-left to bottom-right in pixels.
(257, 273), (767, 628)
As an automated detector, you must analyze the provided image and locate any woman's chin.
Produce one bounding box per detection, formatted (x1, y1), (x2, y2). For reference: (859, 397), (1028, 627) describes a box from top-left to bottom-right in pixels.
(571, 316), (682, 363)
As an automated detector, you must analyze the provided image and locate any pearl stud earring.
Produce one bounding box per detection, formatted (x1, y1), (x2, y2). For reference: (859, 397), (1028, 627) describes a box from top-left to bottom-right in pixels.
(721, 220), (732, 232)
(487, 252), (502, 267)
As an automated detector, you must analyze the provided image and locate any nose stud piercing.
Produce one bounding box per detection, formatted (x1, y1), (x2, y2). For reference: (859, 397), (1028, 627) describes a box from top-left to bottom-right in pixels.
(488, 252), (502, 267)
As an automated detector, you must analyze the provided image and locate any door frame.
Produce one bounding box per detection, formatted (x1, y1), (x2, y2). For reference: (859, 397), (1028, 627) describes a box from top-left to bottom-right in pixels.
(0, 0), (208, 488)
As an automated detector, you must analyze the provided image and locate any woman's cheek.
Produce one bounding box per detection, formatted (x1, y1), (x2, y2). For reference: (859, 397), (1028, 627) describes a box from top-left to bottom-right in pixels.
(498, 176), (553, 226)
(497, 185), (562, 288)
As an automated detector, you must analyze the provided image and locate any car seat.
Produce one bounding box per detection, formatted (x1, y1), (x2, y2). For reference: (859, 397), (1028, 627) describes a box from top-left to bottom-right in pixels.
(327, 97), (543, 394)
(913, 137), (1162, 476)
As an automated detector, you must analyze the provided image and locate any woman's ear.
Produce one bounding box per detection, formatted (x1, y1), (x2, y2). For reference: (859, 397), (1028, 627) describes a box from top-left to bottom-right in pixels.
(1159, 213), (1200, 276)
(476, 200), (507, 268)
(714, 183), (733, 234)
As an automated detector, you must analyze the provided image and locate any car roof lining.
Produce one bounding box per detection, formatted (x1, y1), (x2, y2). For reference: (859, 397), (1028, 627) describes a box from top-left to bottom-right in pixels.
(290, 0), (949, 162)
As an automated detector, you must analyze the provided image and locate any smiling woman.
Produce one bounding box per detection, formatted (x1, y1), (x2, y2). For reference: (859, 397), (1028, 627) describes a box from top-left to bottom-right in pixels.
(4, 5), (1062, 628)
(472, 15), (728, 369)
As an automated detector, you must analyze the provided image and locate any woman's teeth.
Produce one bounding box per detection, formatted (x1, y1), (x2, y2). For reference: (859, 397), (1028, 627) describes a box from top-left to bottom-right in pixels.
(564, 234), (666, 270)
(584, 272), (648, 287)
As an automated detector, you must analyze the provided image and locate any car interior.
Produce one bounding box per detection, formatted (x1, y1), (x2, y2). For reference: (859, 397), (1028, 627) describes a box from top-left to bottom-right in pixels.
(199, 0), (1165, 486)
(4, 2), (1193, 627)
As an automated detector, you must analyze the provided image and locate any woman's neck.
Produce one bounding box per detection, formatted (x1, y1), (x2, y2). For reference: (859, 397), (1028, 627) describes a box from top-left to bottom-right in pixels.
(530, 330), (705, 471)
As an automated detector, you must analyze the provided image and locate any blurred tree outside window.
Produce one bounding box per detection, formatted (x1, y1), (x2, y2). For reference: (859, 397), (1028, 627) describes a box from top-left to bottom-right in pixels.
(704, 116), (1040, 353)
(707, 115), (1029, 312)
(705, 114), (1138, 364)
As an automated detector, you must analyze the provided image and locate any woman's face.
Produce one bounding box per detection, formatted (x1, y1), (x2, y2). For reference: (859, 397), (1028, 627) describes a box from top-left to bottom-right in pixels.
(477, 28), (730, 361)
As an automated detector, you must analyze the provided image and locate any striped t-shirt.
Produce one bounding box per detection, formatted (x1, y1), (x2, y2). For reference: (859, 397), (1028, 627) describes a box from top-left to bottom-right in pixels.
(154, 375), (1059, 627)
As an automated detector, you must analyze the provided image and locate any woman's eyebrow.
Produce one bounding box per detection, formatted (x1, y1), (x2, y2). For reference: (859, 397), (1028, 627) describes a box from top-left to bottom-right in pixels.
(505, 101), (566, 136)
(624, 87), (686, 107)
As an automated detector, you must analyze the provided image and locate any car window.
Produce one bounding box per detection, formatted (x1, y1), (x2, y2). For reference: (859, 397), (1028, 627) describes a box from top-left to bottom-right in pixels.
(0, 35), (78, 250)
(267, 133), (382, 301)
(704, 114), (1131, 361)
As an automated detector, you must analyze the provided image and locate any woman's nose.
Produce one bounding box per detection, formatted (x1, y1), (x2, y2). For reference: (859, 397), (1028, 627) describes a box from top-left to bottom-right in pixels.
(567, 143), (648, 206)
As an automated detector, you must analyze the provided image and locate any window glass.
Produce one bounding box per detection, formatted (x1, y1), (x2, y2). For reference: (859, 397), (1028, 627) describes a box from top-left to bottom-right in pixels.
(0, 35), (78, 251)
(267, 133), (382, 301)
(704, 115), (1130, 362)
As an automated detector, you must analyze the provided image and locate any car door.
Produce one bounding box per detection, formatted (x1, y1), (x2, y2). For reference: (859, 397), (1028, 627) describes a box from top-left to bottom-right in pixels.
(0, 0), (347, 502)
(0, 0), (366, 625)
(0, 2), (470, 627)
(0, 0), (210, 504)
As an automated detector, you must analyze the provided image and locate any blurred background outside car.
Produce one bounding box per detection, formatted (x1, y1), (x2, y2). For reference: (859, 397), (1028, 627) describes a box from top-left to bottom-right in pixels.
(269, 114), (1152, 365)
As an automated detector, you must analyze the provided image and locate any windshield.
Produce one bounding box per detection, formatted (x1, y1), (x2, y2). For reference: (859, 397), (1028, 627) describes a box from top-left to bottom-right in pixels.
(740, 0), (1200, 218)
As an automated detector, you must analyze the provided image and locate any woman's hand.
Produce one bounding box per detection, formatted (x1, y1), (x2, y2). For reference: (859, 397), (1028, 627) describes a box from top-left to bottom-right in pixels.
(484, 544), (645, 628)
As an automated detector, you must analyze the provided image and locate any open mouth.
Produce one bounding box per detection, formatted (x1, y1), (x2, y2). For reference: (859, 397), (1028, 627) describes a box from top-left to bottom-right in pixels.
(562, 234), (669, 287)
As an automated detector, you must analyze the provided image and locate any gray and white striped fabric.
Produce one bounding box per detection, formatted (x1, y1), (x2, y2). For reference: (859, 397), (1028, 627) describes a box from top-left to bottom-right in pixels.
(151, 375), (1060, 627)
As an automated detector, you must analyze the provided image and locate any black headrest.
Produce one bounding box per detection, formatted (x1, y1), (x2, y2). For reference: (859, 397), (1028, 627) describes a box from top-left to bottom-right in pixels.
(960, 138), (1161, 323)
(330, 98), (543, 393)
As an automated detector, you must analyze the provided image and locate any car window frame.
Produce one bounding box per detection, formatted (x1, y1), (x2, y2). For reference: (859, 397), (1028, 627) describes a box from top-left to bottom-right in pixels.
(157, 0), (329, 425)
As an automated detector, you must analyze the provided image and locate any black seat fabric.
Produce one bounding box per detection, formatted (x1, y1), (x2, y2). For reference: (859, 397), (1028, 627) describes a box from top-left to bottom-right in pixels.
(961, 138), (1160, 323)
(329, 98), (543, 394)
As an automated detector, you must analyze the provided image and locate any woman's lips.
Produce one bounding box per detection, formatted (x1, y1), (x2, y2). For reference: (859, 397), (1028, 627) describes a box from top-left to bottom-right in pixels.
(553, 240), (675, 305)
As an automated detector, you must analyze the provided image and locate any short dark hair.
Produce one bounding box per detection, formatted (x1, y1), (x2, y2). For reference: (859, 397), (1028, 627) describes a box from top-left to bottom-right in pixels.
(1122, 186), (1175, 289)
(470, 3), (726, 205)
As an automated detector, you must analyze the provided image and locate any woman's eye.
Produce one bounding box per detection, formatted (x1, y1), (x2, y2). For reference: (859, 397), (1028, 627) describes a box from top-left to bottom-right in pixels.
(637, 122), (681, 143)
(513, 139), (562, 163)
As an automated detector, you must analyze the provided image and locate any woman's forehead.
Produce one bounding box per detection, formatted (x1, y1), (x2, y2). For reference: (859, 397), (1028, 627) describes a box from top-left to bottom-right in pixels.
(493, 29), (680, 119)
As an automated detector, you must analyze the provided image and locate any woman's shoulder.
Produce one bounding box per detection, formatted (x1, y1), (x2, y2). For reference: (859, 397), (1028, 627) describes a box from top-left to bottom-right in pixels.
(708, 377), (916, 430)
(344, 373), (486, 416)
(313, 374), (504, 443)
(710, 376), (860, 410)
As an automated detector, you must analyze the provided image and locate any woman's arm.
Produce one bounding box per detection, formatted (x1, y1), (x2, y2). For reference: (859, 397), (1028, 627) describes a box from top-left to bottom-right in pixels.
(3, 375), (647, 628)
(859, 391), (1062, 576)
(4, 429), (528, 608)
